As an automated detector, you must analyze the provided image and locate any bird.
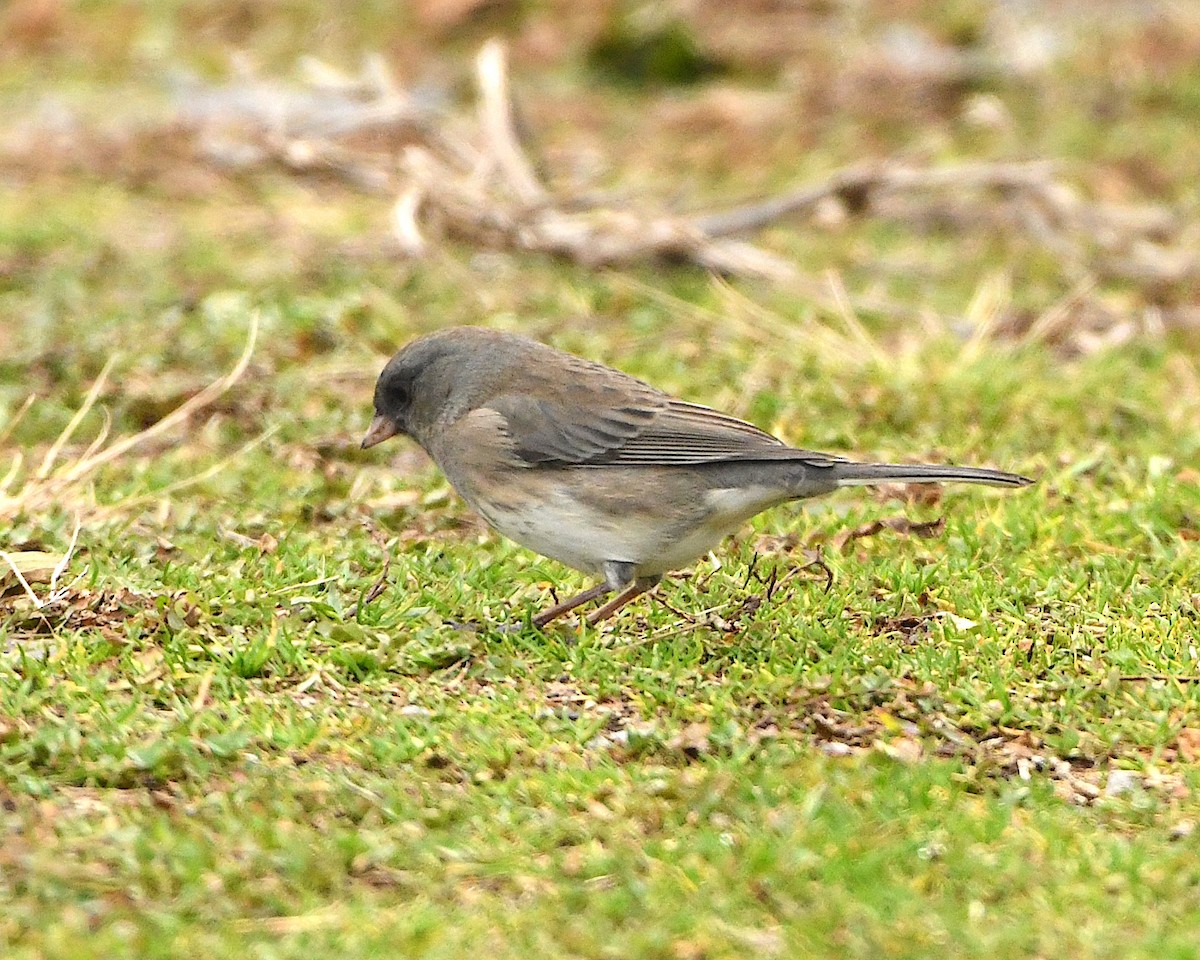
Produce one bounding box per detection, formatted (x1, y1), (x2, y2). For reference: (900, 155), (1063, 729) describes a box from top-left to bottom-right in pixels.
(361, 327), (1032, 627)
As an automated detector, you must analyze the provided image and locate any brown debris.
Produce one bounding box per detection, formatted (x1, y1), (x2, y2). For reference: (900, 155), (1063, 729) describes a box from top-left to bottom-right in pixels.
(2, 586), (162, 645)
(832, 515), (945, 552)
(400, 46), (1200, 291)
(791, 683), (1189, 805)
(1175, 728), (1200, 762)
(568, 670), (1192, 805)
(354, 524), (395, 619)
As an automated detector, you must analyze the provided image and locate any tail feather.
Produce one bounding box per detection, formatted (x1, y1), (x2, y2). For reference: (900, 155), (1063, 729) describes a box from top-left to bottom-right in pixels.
(829, 462), (1033, 488)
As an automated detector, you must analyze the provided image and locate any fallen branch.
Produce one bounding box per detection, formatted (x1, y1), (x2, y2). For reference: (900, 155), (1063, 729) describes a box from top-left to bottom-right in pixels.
(395, 42), (1198, 290)
(474, 40), (546, 207)
(690, 160), (1059, 236)
(7, 43), (1199, 328)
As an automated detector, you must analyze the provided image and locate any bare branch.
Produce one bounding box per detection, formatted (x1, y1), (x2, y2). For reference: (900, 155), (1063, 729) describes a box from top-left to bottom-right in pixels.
(474, 40), (547, 206)
(9, 42), (1198, 318)
(690, 161), (1057, 237)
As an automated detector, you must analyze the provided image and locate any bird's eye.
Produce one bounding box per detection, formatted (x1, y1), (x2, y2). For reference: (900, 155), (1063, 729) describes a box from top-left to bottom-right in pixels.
(387, 382), (410, 408)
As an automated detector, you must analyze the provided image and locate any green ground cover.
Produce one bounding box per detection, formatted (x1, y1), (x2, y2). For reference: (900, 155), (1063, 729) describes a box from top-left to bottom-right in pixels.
(3, 2), (1200, 957)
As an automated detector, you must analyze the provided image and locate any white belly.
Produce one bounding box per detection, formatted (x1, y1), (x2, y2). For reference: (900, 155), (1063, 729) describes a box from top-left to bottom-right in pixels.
(471, 482), (785, 578)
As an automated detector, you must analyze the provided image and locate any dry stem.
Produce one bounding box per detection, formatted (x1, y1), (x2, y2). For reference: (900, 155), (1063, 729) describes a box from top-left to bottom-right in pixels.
(0, 313), (259, 523)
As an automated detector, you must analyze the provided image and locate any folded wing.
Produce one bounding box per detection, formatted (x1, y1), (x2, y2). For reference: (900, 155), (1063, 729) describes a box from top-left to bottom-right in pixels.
(486, 387), (844, 468)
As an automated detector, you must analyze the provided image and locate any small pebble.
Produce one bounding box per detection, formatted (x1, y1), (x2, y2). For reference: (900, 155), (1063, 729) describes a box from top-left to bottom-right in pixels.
(1105, 769), (1141, 798)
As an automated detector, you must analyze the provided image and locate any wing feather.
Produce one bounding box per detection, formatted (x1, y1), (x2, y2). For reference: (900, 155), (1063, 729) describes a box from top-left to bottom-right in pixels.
(485, 389), (844, 468)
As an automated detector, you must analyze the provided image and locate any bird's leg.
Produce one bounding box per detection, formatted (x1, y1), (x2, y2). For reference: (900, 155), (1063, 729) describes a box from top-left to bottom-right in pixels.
(585, 575), (661, 625)
(531, 562), (658, 628)
(531, 583), (611, 628)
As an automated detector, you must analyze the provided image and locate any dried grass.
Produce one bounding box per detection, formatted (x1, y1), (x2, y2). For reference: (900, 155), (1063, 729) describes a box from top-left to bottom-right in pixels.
(0, 312), (259, 525)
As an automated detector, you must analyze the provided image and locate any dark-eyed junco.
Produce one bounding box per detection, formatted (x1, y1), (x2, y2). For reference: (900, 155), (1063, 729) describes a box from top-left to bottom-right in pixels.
(362, 327), (1031, 627)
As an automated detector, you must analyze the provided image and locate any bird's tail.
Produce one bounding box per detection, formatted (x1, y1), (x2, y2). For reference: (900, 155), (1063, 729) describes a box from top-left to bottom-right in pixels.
(828, 461), (1033, 488)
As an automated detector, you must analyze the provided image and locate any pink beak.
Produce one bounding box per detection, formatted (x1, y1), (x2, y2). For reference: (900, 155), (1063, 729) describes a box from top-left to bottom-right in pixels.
(361, 415), (400, 449)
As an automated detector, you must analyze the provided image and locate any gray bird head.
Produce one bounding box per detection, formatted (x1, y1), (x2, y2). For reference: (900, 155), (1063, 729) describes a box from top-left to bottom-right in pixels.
(361, 327), (527, 450)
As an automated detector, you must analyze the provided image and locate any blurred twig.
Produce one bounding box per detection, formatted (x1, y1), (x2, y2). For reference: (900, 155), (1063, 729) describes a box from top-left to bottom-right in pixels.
(399, 40), (797, 281)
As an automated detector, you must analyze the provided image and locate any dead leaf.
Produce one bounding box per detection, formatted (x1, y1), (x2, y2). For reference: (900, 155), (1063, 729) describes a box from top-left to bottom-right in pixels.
(1176, 728), (1200, 762)
(667, 722), (713, 758)
(753, 534), (799, 556)
(0, 550), (61, 598)
(944, 613), (980, 631)
(874, 736), (923, 763)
